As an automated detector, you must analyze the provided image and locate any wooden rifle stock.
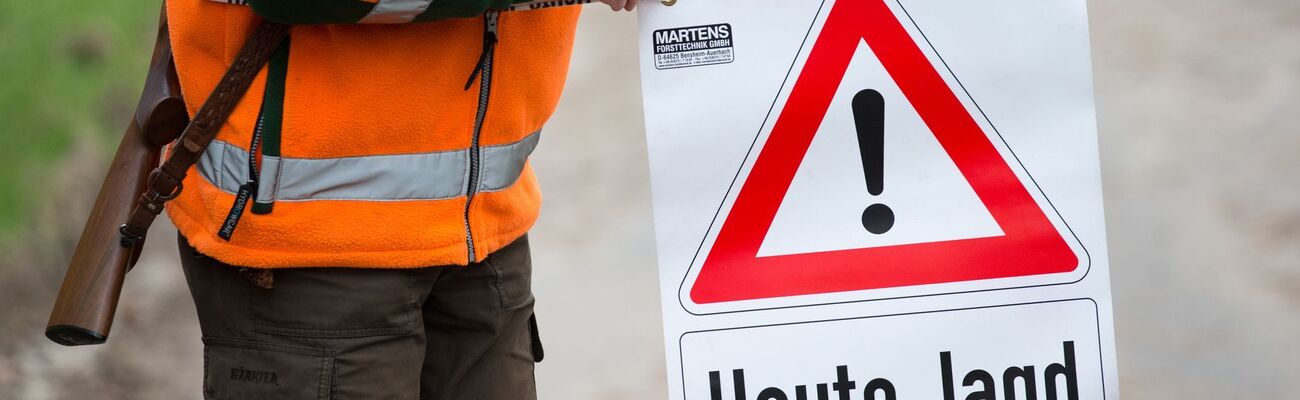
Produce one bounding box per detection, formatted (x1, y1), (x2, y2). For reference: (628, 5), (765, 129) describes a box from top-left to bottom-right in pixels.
(46, 8), (187, 346)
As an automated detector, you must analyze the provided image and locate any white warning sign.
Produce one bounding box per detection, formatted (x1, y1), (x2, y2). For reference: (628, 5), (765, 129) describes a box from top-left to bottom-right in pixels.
(637, 0), (1119, 399)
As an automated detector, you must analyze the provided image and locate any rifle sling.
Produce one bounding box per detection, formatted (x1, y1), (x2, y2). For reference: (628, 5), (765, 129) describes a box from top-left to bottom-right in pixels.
(120, 21), (290, 247)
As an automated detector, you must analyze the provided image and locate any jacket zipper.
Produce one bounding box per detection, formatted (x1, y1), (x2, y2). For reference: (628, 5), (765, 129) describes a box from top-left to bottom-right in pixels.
(218, 36), (290, 240)
(463, 11), (499, 262)
(218, 110), (264, 240)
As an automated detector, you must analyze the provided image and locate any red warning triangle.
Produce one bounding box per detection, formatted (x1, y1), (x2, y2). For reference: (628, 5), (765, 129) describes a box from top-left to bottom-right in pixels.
(689, 0), (1080, 304)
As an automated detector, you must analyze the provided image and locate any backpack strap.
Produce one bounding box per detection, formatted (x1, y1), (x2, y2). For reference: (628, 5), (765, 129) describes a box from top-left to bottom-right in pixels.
(119, 20), (291, 247)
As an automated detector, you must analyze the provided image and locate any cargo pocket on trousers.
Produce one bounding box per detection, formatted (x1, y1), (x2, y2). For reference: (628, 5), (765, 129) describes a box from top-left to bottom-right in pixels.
(202, 337), (334, 400)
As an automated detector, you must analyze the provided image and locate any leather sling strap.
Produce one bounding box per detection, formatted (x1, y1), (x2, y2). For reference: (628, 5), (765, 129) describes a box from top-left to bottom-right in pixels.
(120, 21), (291, 247)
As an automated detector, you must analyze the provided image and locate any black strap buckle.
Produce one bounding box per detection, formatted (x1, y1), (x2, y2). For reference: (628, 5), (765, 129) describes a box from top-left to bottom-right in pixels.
(119, 224), (145, 247)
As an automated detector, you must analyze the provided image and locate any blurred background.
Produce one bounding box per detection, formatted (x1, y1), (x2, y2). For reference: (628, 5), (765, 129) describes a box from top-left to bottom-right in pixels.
(1, 0), (1297, 398)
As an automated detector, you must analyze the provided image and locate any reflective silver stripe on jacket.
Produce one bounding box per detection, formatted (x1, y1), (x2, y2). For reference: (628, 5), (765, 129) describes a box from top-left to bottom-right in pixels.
(358, 0), (437, 23)
(196, 131), (540, 202)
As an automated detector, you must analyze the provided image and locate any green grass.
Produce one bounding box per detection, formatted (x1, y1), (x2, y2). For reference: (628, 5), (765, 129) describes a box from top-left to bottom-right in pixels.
(0, 0), (159, 235)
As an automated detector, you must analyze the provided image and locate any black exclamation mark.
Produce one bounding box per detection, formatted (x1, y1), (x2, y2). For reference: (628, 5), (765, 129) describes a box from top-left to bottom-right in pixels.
(853, 89), (894, 234)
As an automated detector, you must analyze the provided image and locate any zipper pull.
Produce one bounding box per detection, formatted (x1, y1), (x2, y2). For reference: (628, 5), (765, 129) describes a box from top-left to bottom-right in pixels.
(218, 181), (256, 240)
(465, 11), (500, 90)
(220, 113), (265, 241)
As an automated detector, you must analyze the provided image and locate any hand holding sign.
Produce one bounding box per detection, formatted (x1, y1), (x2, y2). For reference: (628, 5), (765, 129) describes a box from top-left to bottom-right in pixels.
(600, 0), (639, 11)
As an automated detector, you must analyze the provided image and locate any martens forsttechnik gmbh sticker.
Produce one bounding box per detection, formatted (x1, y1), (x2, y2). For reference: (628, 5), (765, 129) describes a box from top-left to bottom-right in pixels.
(653, 23), (735, 70)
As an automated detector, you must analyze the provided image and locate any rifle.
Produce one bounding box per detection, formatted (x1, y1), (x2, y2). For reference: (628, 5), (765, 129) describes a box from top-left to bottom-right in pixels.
(45, 8), (188, 346)
(44, 6), (290, 346)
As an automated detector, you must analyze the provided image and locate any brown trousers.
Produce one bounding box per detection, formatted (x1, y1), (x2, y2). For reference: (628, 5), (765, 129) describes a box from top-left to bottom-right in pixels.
(178, 234), (543, 400)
